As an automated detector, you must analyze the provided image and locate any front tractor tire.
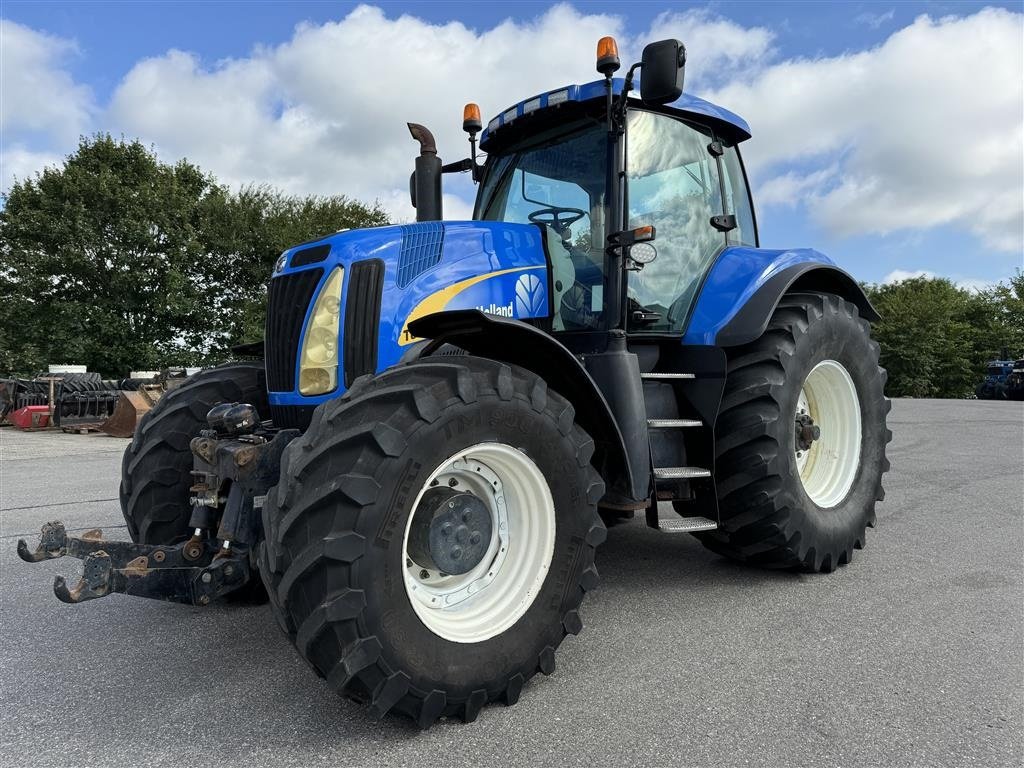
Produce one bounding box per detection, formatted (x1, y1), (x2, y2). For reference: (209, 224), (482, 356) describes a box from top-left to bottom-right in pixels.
(259, 357), (605, 727)
(700, 291), (891, 572)
(119, 362), (269, 596)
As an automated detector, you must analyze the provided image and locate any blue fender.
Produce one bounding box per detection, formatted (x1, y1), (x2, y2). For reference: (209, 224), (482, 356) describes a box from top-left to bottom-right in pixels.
(684, 247), (879, 347)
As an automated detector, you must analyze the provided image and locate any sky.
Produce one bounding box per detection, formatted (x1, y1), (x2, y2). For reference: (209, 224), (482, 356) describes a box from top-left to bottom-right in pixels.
(1, 1), (1022, 288)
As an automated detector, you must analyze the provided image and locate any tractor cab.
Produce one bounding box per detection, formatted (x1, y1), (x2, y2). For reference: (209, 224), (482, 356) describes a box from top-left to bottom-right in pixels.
(473, 81), (757, 337)
(410, 37), (758, 343)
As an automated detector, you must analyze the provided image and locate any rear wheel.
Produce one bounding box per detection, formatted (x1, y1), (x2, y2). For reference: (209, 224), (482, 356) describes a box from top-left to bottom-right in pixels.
(698, 292), (891, 571)
(260, 356), (605, 726)
(119, 362), (269, 597)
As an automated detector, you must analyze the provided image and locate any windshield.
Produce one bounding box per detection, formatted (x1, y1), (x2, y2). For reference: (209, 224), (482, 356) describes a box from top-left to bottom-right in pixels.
(478, 118), (608, 331)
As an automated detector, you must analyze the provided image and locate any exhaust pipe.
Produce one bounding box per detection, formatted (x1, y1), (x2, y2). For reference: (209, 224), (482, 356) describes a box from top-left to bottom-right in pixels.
(408, 123), (442, 222)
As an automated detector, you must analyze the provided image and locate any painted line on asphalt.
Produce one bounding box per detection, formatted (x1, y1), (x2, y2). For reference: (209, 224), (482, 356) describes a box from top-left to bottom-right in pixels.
(1, 523), (128, 541)
(1, 497), (119, 512)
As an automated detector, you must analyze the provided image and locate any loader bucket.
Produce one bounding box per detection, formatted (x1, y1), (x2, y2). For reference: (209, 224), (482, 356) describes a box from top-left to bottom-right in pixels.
(100, 390), (155, 438)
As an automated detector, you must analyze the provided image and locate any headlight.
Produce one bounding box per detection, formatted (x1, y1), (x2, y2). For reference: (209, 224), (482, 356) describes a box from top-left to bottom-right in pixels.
(274, 253), (288, 273)
(298, 267), (344, 395)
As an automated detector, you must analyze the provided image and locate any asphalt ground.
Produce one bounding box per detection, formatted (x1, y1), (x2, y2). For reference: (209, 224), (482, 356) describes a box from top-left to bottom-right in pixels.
(1, 399), (1021, 768)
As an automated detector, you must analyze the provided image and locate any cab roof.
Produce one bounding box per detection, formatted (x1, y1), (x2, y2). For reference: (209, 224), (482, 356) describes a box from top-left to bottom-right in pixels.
(479, 76), (751, 150)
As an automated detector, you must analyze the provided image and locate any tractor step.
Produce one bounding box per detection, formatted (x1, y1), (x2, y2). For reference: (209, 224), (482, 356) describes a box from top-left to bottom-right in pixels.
(641, 372), (695, 380)
(653, 466), (711, 479)
(647, 418), (702, 428)
(655, 515), (718, 533)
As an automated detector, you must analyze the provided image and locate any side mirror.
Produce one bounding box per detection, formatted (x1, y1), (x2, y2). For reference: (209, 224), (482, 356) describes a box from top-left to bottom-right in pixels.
(639, 39), (685, 105)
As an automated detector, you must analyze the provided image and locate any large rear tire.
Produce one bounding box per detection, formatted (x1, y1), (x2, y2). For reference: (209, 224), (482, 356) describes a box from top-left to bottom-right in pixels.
(119, 362), (269, 597)
(260, 356), (605, 726)
(697, 292), (891, 572)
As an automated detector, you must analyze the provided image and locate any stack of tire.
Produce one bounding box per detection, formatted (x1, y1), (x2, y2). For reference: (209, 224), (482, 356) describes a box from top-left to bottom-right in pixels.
(46, 372), (121, 426)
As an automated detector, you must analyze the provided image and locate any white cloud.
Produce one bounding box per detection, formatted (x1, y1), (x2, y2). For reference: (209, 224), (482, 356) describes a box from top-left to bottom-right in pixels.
(756, 165), (838, 208)
(643, 9), (775, 86)
(714, 8), (1024, 252)
(882, 269), (996, 292)
(883, 268), (936, 283)
(105, 4), (625, 220)
(3, 3), (1022, 257)
(855, 9), (895, 29)
(0, 20), (93, 145)
(0, 20), (93, 191)
(100, 4), (776, 221)
(0, 146), (63, 190)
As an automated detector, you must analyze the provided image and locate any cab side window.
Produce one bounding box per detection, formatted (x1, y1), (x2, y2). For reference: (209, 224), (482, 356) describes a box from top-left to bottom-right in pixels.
(626, 110), (724, 332)
(720, 146), (757, 247)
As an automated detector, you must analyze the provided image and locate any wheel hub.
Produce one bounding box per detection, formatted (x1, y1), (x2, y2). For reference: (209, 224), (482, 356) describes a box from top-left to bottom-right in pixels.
(407, 488), (492, 575)
(794, 360), (863, 508)
(795, 412), (821, 452)
(401, 445), (555, 644)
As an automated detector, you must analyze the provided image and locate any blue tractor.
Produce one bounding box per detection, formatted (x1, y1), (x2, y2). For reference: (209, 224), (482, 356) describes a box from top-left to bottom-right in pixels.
(21, 38), (890, 726)
(975, 359), (1016, 399)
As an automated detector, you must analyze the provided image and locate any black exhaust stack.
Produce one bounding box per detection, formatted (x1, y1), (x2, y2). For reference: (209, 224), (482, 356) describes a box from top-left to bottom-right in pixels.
(408, 123), (442, 222)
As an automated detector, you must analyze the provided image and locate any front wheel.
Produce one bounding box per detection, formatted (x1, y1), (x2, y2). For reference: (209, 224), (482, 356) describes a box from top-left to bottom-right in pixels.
(260, 356), (605, 726)
(698, 291), (891, 572)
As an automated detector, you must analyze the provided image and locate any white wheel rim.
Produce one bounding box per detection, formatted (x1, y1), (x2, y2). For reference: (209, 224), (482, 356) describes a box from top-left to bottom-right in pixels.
(795, 360), (862, 508)
(402, 442), (555, 644)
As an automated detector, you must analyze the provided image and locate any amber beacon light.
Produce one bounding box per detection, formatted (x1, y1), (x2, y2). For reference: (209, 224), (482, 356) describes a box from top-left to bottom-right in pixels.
(463, 103), (482, 135)
(596, 36), (620, 75)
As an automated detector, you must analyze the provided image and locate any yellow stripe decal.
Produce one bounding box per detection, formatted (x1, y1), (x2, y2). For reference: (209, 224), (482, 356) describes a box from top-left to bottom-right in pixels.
(398, 266), (543, 345)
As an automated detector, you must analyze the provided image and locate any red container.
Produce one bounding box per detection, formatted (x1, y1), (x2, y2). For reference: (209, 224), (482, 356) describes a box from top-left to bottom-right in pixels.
(11, 405), (51, 429)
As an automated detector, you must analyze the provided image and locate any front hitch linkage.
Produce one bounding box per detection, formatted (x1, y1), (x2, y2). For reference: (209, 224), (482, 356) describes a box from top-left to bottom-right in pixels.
(16, 403), (298, 607)
(17, 520), (249, 605)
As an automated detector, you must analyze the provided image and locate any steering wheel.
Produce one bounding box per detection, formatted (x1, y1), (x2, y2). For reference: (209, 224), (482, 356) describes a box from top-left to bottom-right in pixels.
(528, 206), (587, 235)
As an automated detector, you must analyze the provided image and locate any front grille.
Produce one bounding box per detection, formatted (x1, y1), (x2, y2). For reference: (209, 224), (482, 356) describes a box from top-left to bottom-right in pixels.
(397, 222), (444, 287)
(270, 403), (316, 430)
(265, 268), (323, 391)
(344, 259), (385, 387)
(291, 243), (331, 267)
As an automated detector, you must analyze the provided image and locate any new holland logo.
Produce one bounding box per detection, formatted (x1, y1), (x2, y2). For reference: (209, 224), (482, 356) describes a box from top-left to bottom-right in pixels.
(475, 301), (515, 317)
(476, 275), (545, 318)
(514, 273), (545, 316)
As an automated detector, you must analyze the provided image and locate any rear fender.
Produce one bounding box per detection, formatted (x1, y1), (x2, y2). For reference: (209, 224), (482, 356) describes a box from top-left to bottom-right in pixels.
(685, 247), (879, 348)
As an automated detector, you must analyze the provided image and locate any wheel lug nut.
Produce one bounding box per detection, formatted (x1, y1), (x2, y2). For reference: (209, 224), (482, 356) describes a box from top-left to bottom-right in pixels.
(470, 532), (481, 545)
(419, 569), (429, 579)
(448, 478), (458, 487)
(442, 523), (452, 537)
(451, 547), (462, 560)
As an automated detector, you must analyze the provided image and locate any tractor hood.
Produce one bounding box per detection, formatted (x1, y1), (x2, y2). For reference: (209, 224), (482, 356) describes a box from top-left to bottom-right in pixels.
(266, 221), (551, 408)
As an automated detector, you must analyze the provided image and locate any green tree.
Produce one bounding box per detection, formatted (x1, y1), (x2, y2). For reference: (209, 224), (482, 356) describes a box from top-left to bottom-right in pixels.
(199, 185), (388, 355)
(978, 270), (1024, 360)
(864, 275), (1024, 398)
(0, 135), (388, 376)
(1, 135), (220, 376)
